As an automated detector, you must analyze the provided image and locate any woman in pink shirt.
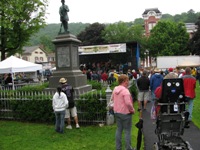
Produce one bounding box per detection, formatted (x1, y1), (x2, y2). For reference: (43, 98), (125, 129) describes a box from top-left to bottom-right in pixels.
(112, 74), (135, 150)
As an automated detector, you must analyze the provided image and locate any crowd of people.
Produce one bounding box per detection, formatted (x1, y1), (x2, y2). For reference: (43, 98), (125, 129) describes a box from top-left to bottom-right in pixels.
(137, 67), (196, 128)
(52, 63), (198, 149)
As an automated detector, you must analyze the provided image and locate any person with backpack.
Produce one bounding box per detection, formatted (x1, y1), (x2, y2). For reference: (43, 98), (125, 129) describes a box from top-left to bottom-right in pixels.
(59, 78), (80, 129)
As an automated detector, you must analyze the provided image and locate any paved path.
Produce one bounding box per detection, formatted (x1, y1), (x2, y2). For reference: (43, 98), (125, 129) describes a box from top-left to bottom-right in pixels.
(142, 102), (200, 150)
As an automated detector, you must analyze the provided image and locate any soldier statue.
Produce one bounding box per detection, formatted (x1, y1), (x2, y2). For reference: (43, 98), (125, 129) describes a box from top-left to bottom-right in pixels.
(59, 0), (69, 34)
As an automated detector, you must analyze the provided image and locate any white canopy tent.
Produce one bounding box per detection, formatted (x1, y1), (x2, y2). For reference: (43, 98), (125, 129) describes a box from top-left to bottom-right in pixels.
(0, 55), (43, 89)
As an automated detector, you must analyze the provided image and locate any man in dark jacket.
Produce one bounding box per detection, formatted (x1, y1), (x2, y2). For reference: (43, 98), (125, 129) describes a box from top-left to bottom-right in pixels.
(59, 78), (80, 129)
(137, 71), (150, 110)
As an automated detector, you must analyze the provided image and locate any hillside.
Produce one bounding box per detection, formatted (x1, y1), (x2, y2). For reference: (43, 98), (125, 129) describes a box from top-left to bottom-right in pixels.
(28, 10), (200, 51)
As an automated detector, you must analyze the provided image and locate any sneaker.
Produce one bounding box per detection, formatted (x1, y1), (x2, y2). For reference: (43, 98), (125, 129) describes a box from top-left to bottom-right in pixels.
(66, 125), (72, 129)
(76, 124), (80, 129)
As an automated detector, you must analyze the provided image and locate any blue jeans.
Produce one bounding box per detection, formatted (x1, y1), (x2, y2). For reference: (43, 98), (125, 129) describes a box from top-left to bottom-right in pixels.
(115, 113), (133, 150)
(151, 90), (156, 102)
(54, 110), (66, 133)
(186, 97), (194, 121)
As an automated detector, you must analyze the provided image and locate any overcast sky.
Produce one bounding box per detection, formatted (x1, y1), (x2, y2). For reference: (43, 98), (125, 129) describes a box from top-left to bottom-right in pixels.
(46, 0), (200, 24)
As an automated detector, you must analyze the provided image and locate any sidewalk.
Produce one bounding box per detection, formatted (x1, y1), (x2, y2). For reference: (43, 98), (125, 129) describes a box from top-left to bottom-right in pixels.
(142, 102), (200, 150)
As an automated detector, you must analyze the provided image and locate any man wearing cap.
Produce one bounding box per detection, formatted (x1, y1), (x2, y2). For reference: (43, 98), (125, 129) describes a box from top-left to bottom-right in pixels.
(150, 68), (163, 101)
(178, 69), (185, 78)
(164, 68), (178, 79)
(59, 78), (80, 129)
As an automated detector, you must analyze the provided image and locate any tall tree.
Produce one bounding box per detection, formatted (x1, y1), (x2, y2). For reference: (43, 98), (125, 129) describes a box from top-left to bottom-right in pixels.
(133, 18), (144, 25)
(102, 22), (146, 45)
(102, 22), (145, 43)
(187, 16), (200, 55)
(161, 14), (173, 21)
(147, 21), (190, 57)
(102, 22), (132, 43)
(186, 9), (198, 23)
(0, 0), (48, 60)
(77, 22), (106, 46)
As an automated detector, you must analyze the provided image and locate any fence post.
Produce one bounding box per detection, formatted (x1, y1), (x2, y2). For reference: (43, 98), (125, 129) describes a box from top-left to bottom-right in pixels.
(105, 85), (114, 125)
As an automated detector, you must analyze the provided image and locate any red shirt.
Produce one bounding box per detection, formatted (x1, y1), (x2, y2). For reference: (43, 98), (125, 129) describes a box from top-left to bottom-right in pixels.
(101, 73), (108, 81)
(182, 75), (196, 99)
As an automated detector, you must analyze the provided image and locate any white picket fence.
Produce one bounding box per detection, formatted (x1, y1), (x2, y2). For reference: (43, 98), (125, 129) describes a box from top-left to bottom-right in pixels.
(0, 90), (108, 125)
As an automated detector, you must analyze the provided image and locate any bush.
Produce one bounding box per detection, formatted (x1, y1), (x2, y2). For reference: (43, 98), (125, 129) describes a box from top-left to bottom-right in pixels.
(87, 80), (102, 90)
(76, 90), (107, 121)
(129, 81), (138, 102)
(16, 82), (49, 92)
(11, 100), (54, 123)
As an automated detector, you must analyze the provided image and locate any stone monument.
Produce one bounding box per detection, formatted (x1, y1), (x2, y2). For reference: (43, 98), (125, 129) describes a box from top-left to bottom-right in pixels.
(47, 1), (92, 94)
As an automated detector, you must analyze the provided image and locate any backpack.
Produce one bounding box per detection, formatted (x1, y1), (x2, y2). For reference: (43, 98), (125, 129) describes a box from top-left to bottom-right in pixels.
(62, 84), (75, 108)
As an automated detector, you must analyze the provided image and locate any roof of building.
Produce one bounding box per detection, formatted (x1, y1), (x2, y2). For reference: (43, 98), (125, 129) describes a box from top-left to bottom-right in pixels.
(23, 45), (46, 54)
(142, 8), (161, 15)
(47, 53), (55, 57)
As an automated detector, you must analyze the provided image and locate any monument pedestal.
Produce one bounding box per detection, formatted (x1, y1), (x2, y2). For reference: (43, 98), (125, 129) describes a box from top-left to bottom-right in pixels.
(46, 33), (92, 94)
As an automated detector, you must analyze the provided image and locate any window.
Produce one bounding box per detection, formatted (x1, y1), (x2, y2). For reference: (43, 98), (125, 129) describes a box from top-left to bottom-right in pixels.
(22, 57), (28, 61)
(40, 52), (43, 54)
(35, 51), (38, 54)
(40, 57), (43, 61)
(148, 23), (156, 31)
(48, 57), (55, 61)
(35, 57), (38, 61)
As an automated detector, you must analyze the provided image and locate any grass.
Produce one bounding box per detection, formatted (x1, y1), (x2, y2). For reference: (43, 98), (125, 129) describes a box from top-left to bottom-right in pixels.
(0, 104), (141, 150)
(1, 84), (198, 150)
(192, 82), (200, 128)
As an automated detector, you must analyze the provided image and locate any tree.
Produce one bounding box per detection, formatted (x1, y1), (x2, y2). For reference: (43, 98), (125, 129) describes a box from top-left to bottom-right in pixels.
(161, 14), (173, 21)
(186, 9), (198, 23)
(187, 16), (200, 55)
(77, 22), (106, 46)
(102, 22), (132, 43)
(133, 18), (144, 25)
(0, 0), (48, 60)
(102, 22), (146, 43)
(40, 35), (55, 52)
(147, 21), (190, 57)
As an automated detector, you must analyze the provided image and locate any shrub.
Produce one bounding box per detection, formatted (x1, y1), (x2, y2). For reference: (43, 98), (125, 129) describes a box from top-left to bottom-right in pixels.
(129, 81), (138, 102)
(87, 80), (102, 90)
(16, 82), (49, 92)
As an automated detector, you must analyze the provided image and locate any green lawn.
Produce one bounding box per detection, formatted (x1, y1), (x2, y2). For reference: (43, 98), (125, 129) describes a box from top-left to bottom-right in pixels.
(192, 82), (200, 128)
(0, 107), (141, 150)
(1, 84), (199, 150)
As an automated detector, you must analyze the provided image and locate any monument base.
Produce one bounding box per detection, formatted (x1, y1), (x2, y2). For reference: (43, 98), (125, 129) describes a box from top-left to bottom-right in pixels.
(47, 33), (92, 95)
(47, 70), (92, 94)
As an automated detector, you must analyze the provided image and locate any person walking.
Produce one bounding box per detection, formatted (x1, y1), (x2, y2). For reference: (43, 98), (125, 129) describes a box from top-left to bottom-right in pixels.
(112, 74), (135, 150)
(150, 68), (163, 102)
(59, 78), (80, 129)
(164, 68), (178, 79)
(52, 85), (68, 133)
(182, 67), (196, 124)
(137, 71), (150, 111)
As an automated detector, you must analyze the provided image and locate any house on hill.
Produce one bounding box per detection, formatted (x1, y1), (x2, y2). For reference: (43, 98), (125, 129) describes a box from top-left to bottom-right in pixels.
(22, 45), (48, 64)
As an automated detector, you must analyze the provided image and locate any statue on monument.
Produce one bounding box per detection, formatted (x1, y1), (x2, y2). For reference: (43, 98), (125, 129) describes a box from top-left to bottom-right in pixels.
(59, 0), (69, 34)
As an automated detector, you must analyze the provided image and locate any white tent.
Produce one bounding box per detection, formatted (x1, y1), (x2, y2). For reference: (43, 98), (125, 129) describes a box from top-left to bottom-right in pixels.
(0, 56), (43, 89)
(0, 55), (42, 73)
